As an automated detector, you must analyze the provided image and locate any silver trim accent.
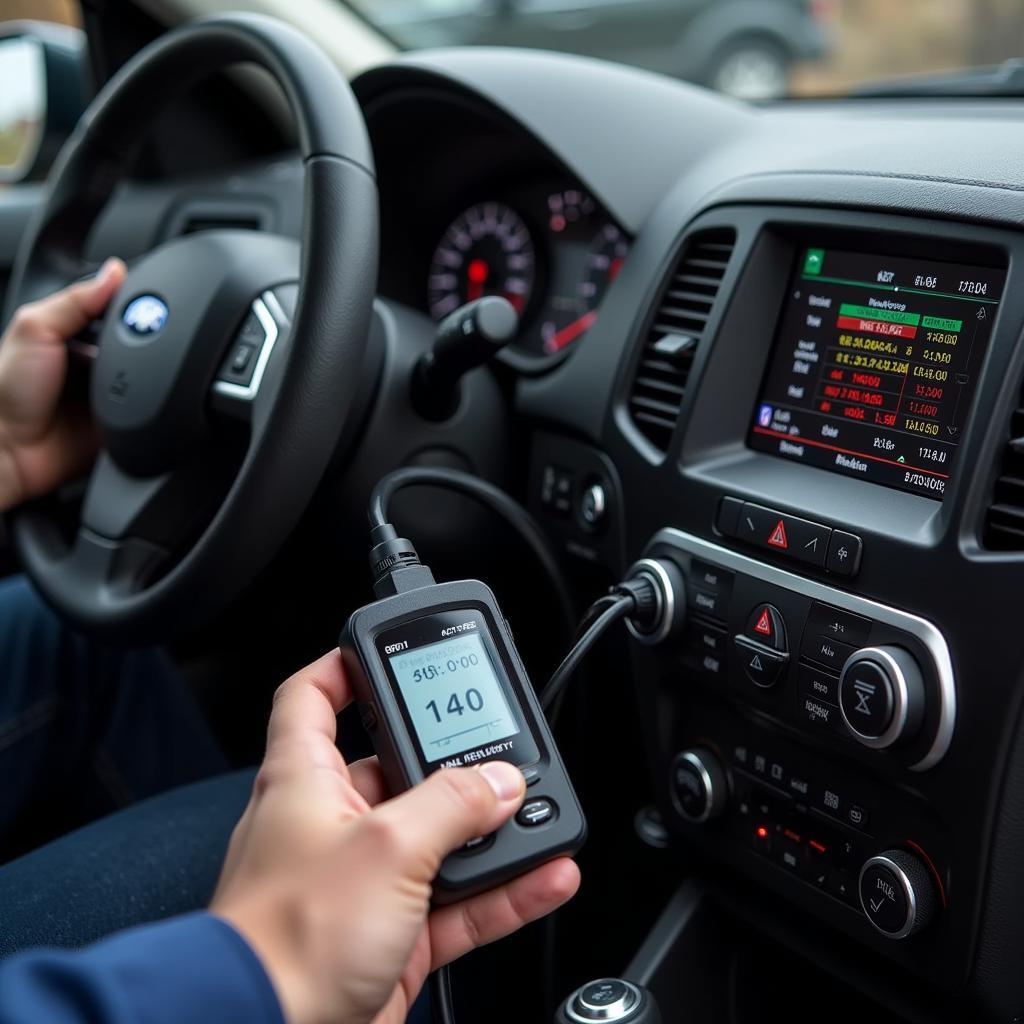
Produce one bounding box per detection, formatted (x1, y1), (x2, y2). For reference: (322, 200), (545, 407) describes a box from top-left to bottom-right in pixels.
(839, 647), (913, 749)
(581, 482), (607, 526)
(212, 292), (282, 402)
(859, 854), (918, 940)
(624, 557), (673, 645)
(650, 529), (956, 771)
(670, 750), (716, 824)
(566, 979), (642, 1023)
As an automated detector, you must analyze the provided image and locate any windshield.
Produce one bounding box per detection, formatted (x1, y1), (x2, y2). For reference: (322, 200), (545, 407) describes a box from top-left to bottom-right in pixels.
(14, 0), (1024, 101)
(342, 0), (1024, 100)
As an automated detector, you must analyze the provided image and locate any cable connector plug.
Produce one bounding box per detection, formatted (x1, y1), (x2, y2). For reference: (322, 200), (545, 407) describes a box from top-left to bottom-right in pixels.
(620, 557), (687, 646)
(611, 574), (659, 632)
(369, 524), (436, 598)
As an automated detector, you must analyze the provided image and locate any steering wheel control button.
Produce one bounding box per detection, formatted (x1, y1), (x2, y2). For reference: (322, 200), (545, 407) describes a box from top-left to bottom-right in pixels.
(859, 851), (937, 939)
(516, 798), (557, 828)
(826, 530), (863, 576)
(839, 646), (925, 748)
(229, 343), (256, 375)
(669, 748), (727, 823)
(737, 503), (832, 568)
(218, 315), (265, 385)
(213, 294), (281, 401)
(734, 636), (787, 688)
(744, 603), (787, 651)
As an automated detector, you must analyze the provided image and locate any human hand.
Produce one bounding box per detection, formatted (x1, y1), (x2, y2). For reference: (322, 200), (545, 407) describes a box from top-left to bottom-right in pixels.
(212, 651), (581, 1024)
(0, 258), (126, 512)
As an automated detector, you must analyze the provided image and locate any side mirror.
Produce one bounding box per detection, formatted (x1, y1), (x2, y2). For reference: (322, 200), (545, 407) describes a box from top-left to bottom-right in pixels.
(0, 21), (90, 184)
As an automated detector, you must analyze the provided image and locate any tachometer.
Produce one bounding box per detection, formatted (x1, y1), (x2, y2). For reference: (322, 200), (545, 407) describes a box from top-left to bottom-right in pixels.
(428, 202), (536, 321)
(538, 220), (629, 357)
(581, 223), (628, 310)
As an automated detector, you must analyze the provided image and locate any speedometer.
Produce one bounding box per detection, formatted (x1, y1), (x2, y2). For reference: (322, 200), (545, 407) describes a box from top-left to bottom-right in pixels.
(427, 202), (536, 321)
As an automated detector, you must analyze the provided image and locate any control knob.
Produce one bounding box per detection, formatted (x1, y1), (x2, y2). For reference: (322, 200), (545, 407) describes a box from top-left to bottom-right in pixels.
(557, 978), (661, 1023)
(838, 645), (925, 749)
(859, 849), (938, 939)
(669, 747), (727, 823)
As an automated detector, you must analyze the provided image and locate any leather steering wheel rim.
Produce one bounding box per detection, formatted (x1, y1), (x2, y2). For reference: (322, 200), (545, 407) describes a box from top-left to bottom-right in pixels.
(4, 14), (378, 641)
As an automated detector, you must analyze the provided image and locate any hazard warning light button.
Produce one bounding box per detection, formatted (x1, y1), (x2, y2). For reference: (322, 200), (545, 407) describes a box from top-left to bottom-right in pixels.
(733, 636), (788, 689)
(733, 503), (832, 569)
(744, 603), (788, 653)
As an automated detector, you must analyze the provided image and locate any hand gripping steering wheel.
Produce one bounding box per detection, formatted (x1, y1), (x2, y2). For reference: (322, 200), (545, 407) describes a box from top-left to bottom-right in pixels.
(4, 14), (378, 641)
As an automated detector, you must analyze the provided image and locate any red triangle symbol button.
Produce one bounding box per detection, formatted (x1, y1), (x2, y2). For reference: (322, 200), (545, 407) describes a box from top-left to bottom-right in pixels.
(754, 608), (772, 636)
(767, 519), (788, 549)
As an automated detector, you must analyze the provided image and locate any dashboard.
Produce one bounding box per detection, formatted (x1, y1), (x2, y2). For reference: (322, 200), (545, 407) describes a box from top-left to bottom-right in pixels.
(350, 53), (1024, 1024)
(349, 58), (1024, 1023)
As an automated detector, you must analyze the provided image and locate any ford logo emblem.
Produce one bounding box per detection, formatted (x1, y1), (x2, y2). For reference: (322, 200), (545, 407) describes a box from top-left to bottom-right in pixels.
(122, 295), (169, 336)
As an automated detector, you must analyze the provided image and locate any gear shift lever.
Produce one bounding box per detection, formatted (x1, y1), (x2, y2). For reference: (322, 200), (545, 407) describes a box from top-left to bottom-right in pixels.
(556, 979), (661, 1023)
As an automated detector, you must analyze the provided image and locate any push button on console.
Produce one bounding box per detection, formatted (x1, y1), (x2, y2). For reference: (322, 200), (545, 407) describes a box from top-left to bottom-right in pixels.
(734, 636), (787, 688)
(737, 503), (831, 568)
(745, 604), (787, 652)
(802, 634), (857, 672)
(806, 603), (871, 647)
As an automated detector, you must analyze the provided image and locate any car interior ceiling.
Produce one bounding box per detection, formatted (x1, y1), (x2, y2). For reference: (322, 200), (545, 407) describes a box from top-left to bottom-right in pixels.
(4, 1), (1024, 1022)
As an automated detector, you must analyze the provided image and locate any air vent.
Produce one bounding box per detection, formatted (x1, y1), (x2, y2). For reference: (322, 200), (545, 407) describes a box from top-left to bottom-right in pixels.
(628, 228), (736, 453)
(984, 378), (1024, 548)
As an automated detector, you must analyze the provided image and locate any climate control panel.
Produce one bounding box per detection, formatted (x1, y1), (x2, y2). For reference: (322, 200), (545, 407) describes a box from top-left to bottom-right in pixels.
(654, 528), (954, 772)
(635, 528), (955, 958)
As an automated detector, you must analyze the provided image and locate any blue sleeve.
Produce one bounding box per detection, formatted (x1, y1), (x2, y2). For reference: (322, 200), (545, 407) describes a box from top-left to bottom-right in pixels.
(0, 912), (285, 1024)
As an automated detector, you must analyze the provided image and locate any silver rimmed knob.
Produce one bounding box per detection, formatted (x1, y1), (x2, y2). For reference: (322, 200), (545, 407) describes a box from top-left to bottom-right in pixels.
(859, 849), (938, 939)
(623, 557), (686, 646)
(669, 747), (727, 824)
(558, 978), (660, 1023)
(839, 645), (925, 749)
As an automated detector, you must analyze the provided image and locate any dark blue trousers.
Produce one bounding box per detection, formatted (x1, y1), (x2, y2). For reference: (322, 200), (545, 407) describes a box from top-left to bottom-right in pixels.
(0, 576), (431, 1023)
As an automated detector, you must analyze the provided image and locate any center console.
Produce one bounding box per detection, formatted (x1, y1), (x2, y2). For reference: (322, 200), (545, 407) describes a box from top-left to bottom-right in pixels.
(529, 200), (1024, 1015)
(645, 526), (949, 943)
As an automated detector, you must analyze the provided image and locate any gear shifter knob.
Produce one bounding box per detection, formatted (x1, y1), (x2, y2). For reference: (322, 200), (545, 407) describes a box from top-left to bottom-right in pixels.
(556, 979), (661, 1023)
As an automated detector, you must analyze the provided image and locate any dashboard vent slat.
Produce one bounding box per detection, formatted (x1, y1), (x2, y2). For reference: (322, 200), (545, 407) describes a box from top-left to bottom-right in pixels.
(983, 389), (1024, 548)
(627, 228), (736, 453)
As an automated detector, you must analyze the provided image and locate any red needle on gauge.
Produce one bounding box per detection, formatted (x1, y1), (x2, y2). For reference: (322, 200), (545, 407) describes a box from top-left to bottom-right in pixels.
(466, 258), (489, 301)
(547, 310), (598, 353)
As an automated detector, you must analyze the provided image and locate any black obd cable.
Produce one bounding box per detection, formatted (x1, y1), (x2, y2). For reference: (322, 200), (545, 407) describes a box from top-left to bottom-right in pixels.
(365, 469), (685, 1024)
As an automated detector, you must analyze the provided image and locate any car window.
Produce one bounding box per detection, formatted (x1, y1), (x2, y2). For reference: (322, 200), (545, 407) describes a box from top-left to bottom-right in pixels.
(338, 0), (1024, 100)
(0, 1), (80, 182)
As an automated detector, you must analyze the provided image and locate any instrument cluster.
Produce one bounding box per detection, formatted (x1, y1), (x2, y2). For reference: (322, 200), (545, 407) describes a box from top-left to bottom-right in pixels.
(425, 182), (629, 371)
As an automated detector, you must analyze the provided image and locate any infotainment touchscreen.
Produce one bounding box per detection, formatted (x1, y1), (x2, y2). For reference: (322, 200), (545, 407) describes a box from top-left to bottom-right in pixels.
(748, 246), (1005, 500)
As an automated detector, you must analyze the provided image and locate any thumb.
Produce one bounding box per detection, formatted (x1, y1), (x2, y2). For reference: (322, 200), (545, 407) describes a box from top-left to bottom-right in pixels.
(373, 762), (525, 876)
(10, 258), (127, 343)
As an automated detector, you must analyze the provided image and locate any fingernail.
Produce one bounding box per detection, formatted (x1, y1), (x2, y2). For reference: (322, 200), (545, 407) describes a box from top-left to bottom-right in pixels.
(95, 258), (120, 287)
(478, 762), (523, 801)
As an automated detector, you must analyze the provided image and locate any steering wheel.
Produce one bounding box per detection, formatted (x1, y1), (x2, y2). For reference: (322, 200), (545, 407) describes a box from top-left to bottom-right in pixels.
(3, 14), (378, 642)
